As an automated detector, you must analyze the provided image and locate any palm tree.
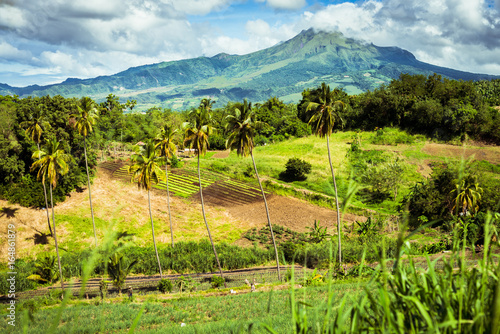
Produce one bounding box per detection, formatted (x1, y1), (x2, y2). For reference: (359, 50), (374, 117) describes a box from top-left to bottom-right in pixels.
(183, 99), (225, 282)
(225, 99), (281, 280)
(304, 83), (346, 264)
(21, 104), (53, 237)
(451, 180), (483, 216)
(155, 125), (178, 247)
(31, 139), (70, 290)
(128, 140), (165, 279)
(70, 97), (99, 247)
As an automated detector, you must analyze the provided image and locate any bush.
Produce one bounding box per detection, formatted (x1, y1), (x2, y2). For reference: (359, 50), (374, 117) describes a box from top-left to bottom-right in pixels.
(158, 278), (173, 293)
(169, 155), (182, 168)
(210, 275), (225, 289)
(279, 158), (312, 181)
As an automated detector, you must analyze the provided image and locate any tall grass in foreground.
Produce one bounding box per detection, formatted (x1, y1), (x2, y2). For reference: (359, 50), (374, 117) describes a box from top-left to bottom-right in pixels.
(263, 212), (500, 333)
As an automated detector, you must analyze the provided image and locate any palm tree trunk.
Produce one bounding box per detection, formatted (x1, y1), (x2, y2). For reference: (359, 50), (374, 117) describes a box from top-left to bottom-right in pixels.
(165, 164), (174, 247)
(198, 154), (225, 283)
(38, 142), (53, 237)
(251, 150), (281, 280)
(327, 135), (342, 265)
(49, 183), (64, 290)
(148, 190), (163, 279)
(83, 137), (97, 247)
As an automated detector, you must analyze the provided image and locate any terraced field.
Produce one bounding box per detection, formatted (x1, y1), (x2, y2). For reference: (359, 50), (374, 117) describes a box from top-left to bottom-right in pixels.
(100, 161), (270, 206)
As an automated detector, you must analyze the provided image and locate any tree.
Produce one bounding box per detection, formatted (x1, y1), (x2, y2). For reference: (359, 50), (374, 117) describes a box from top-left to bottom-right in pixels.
(108, 252), (137, 295)
(184, 99), (225, 283)
(451, 180), (483, 216)
(225, 99), (281, 279)
(279, 158), (312, 182)
(21, 104), (53, 237)
(31, 139), (70, 289)
(128, 140), (165, 278)
(155, 125), (178, 247)
(70, 97), (99, 247)
(303, 83), (346, 264)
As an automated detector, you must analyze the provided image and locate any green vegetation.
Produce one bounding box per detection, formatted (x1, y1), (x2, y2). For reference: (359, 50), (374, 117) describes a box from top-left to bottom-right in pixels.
(279, 157), (312, 181)
(2, 217), (498, 333)
(157, 278), (173, 294)
(1, 75), (500, 333)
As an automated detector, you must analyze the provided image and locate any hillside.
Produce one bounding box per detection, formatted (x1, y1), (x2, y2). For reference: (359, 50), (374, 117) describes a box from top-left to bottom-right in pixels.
(1, 29), (498, 110)
(2, 132), (499, 260)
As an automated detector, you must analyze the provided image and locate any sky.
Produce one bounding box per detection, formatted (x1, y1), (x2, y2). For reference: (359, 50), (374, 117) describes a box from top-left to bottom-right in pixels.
(1, 0), (500, 87)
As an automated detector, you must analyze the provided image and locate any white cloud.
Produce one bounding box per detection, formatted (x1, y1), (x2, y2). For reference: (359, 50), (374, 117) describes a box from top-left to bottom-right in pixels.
(164, 0), (233, 15)
(0, 4), (28, 29)
(300, 0), (500, 75)
(0, 42), (31, 62)
(256, 0), (306, 10)
(2, 0), (500, 87)
(199, 19), (296, 56)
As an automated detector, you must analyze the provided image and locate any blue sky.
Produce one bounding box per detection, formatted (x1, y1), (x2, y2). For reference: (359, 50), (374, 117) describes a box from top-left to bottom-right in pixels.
(1, 0), (500, 87)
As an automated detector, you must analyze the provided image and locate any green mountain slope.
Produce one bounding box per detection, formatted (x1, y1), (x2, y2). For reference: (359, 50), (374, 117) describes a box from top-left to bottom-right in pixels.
(1, 29), (498, 109)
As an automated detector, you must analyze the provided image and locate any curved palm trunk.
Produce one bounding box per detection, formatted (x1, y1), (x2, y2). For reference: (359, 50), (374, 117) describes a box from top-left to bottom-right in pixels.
(251, 150), (281, 280)
(198, 154), (225, 284)
(38, 142), (53, 237)
(83, 137), (97, 247)
(165, 164), (174, 247)
(148, 190), (163, 279)
(49, 184), (64, 290)
(327, 135), (342, 264)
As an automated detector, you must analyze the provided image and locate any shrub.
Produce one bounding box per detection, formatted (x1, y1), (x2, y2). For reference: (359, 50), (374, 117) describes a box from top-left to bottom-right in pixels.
(169, 155), (182, 168)
(158, 278), (173, 293)
(210, 275), (225, 289)
(176, 276), (197, 293)
(279, 157), (312, 181)
(34, 255), (59, 283)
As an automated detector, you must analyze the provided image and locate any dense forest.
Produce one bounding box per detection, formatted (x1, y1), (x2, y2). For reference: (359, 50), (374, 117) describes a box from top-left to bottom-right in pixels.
(1, 73), (499, 218)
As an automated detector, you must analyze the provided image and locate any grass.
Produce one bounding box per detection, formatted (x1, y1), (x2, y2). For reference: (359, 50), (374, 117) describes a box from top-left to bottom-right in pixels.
(200, 129), (500, 218)
(3, 280), (365, 334)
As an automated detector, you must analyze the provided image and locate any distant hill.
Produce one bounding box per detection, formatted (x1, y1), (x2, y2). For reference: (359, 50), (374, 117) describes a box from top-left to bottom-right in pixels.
(1, 29), (498, 110)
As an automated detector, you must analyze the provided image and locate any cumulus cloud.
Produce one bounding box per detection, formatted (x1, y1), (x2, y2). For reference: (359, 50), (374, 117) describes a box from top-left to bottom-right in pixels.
(256, 0), (306, 10)
(1, 0), (500, 87)
(301, 0), (500, 75)
(0, 42), (31, 62)
(164, 0), (233, 15)
(200, 19), (297, 56)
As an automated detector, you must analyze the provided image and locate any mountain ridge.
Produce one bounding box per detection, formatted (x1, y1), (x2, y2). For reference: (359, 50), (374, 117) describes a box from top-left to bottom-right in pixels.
(1, 28), (498, 109)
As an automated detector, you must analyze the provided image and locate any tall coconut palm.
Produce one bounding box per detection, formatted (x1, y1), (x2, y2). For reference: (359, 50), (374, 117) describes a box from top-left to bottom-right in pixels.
(128, 140), (165, 278)
(183, 99), (225, 282)
(155, 125), (178, 247)
(225, 99), (281, 279)
(21, 105), (53, 237)
(70, 97), (99, 247)
(304, 83), (346, 264)
(31, 139), (70, 290)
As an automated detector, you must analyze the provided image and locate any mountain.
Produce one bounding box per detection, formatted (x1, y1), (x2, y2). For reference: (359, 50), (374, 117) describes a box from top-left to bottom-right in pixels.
(1, 29), (498, 110)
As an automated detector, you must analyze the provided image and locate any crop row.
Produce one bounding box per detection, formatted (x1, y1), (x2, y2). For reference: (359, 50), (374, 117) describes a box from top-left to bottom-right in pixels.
(105, 162), (270, 205)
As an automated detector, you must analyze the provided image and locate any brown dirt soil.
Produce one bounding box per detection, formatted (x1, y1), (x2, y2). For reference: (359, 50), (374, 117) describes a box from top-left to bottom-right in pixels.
(211, 150), (231, 159)
(220, 195), (366, 248)
(422, 143), (500, 164)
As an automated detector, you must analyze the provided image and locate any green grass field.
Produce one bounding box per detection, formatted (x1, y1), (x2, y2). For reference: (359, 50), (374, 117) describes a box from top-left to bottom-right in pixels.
(3, 280), (365, 334)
